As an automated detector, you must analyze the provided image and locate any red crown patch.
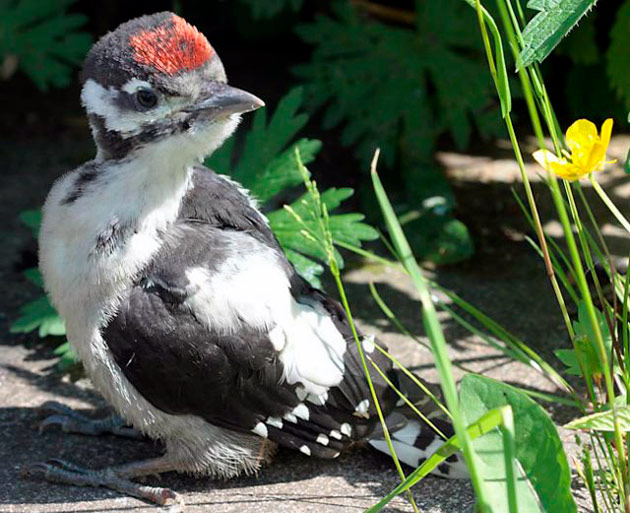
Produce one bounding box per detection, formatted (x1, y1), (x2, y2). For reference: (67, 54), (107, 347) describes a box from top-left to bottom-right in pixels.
(129, 15), (214, 75)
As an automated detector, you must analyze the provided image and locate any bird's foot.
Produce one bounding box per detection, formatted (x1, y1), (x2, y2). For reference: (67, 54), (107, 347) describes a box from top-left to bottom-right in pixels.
(39, 401), (142, 439)
(21, 459), (182, 506)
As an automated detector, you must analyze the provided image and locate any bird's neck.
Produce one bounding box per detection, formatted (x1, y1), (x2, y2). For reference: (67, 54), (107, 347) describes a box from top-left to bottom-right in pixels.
(97, 136), (202, 218)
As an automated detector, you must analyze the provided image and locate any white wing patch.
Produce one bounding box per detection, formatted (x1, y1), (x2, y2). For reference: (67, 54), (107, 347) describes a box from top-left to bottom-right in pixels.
(184, 242), (347, 397)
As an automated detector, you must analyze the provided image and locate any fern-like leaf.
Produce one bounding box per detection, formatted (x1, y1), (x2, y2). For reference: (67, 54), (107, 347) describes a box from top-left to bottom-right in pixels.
(268, 187), (379, 288)
(1, 0), (92, 89)
(294, 2), (500, 168)
(209, 87), (380, 285)
(206, 87), (320, 203)
(10, 295), (66, 337)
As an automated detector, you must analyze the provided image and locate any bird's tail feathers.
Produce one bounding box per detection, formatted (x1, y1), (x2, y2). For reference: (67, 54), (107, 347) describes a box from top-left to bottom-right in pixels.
(367, 372), (469, 480)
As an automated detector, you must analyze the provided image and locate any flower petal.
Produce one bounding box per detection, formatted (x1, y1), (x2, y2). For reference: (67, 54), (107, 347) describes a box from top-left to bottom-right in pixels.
(549, 161), (585, 181)
(587, 141), (607, 172)
(589, 119), (614, 171)
(600, 118), (614, 147)
(566, 119), (598, 155)
(532, 149), (561, 172)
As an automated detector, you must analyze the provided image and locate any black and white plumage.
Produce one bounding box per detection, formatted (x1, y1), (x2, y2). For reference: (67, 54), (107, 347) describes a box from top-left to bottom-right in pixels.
(102, 166), (397, 463)
(33, 12), (466, 505)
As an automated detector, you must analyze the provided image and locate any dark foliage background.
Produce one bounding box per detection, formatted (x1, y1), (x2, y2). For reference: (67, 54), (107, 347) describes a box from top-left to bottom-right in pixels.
(1, 0), (628, 263)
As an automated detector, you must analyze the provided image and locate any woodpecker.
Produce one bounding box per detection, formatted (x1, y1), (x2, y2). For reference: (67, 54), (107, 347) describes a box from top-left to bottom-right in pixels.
(30, 12), (466, 506)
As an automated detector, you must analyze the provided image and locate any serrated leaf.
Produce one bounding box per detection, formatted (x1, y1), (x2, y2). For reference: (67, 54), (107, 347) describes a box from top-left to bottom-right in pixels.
(285, 249), (323, 288)
(606, 0), (630, 108)
(295, 2), (499, 170)
(254, 138), (321, 201)
(565, 406), (630, 431)
(268, 184), (377, 285)
(461, 375), (577, 513)
(0, 0), (91, 89)
(520, 0), (598, 67)
(554, 348), (583, 376)
(206, 87), (319, 204)
(11, 295), (66, 337)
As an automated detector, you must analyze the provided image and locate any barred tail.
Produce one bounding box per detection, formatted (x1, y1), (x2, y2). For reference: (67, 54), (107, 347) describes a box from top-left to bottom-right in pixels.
(367, 372), (469, 479)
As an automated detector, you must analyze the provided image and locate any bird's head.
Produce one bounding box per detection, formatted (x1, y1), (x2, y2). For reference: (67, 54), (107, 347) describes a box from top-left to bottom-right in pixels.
(80, 12), (264, 162)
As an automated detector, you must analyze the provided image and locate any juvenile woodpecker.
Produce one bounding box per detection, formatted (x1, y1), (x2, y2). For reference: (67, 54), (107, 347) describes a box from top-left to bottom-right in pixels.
(31, 12), (466, 505)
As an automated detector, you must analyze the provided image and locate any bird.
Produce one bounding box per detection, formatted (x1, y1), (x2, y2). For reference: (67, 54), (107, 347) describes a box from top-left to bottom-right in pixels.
(29, 11), (467, 506)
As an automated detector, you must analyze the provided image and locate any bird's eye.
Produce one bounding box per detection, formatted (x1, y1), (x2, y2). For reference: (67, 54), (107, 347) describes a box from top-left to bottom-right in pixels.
(135, 88), (158, 109)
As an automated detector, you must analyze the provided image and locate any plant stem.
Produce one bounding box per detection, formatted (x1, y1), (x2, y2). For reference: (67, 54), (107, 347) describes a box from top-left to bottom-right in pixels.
(371, 151), (491, 512)
(590, 176), (630, 235)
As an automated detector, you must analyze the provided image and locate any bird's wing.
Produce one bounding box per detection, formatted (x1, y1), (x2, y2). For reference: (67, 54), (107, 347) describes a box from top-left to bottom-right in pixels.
(102, 167), (397, 457)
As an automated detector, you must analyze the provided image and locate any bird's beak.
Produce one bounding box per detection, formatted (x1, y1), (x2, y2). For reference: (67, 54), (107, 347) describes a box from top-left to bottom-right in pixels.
(189, 83), (265, 120)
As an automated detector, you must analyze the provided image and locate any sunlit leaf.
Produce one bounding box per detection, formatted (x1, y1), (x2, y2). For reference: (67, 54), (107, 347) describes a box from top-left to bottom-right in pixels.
(565, 406), (630, 432)
(520, 0), (597, 67)
(206, 87), (318, 204)
(460, 375), (577, 513)
(10, 295), (66, 337)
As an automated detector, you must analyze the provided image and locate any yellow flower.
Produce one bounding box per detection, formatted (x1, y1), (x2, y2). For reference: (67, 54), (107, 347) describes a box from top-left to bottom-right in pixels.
(532, 118), (616, 181)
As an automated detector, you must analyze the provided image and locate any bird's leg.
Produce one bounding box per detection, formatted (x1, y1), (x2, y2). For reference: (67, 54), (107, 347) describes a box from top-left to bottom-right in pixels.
(22, 456), (183, 506)
(38, 401), (142, 439)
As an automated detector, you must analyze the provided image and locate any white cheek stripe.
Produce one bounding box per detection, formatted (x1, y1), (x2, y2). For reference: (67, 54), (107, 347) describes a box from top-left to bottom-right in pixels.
(81, 79), (173, 136)
(121, 78), (152, 94)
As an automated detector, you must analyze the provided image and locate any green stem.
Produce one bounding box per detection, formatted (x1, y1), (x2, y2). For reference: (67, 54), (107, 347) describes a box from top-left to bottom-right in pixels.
(591, 176), (630, 235)
(371, 154), (491, 512)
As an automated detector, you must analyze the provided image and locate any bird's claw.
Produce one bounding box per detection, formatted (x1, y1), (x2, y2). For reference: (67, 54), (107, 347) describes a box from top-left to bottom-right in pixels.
(37, 402), (142, 439)
(21, 459), (182, 507)
(39, 401), (88, 419)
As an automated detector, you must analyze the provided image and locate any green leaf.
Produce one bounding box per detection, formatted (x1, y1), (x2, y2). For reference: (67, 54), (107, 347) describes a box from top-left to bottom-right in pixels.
(294, 1), (500, 181)
(256, 138), (321, 201)
(54, 341), (78, 371)
(284, 249), (323, 289)
(403, 215), (474, 265)
(554, 348), (583, 376)
(460, 375), (577, 513)
(268, 186), (377, 287)
(565, 405), (630, 431)
(0, 0), (91, 89)
(520, 0), (598, 67)
(19, 209), (42, 237)
(556, 301), (614, 379)
(206, 87), (318, 204)
(24, 267), (43, 287)
(10, 295), (66, 337)
(606, 0), (630, 108)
